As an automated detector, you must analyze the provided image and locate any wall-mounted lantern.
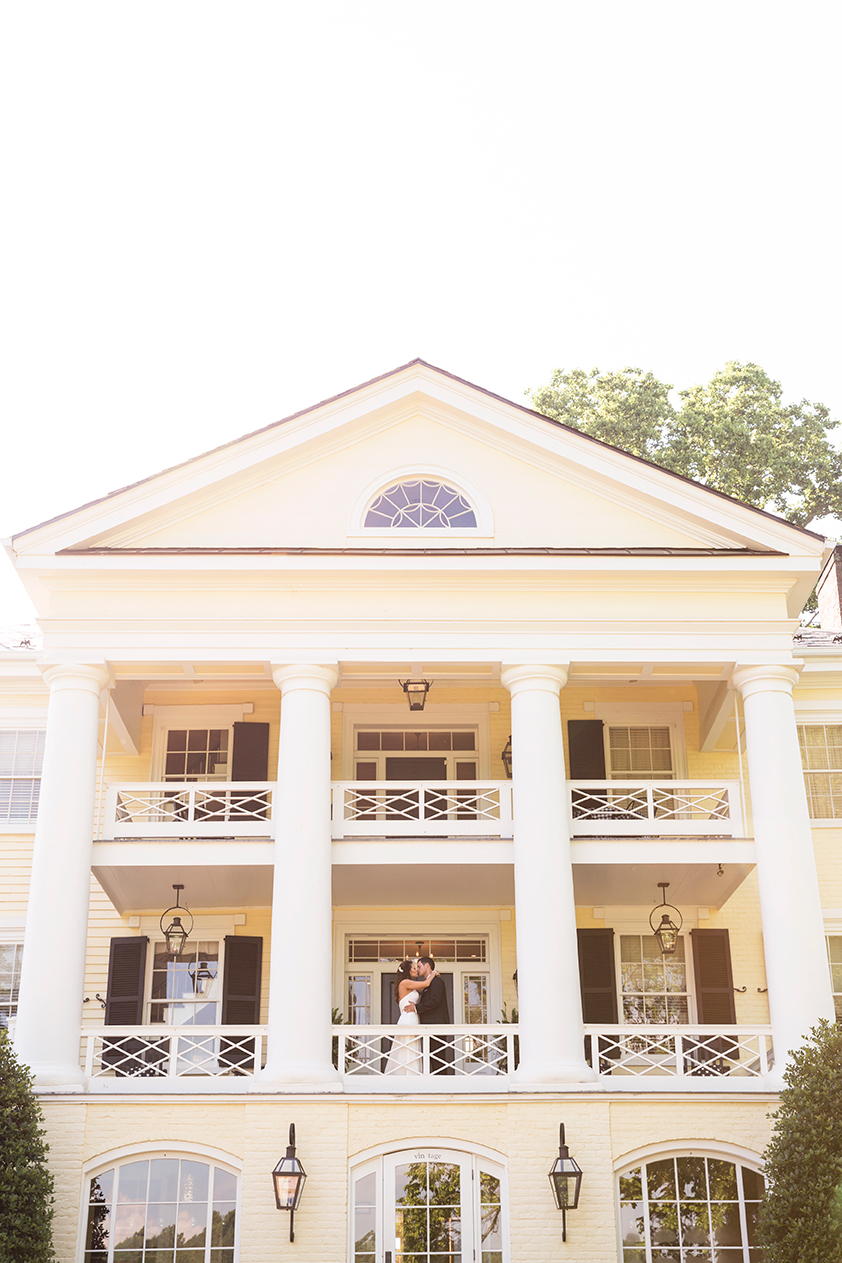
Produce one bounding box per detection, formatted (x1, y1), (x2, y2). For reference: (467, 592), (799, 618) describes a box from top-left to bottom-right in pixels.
(501, 735), (513, 779)
(548, 1123), (583, 1242)
(159, 884), (193, 957)
(272, 1124), (307, 1242)
(400, 679), (433, 711)
(649, 881), (683, 955)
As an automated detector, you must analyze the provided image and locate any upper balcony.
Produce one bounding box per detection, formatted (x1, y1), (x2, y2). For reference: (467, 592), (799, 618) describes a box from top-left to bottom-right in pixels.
(101, 777), (745, 842)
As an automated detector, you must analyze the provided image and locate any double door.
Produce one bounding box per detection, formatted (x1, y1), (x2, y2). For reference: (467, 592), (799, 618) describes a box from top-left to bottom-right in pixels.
(352, 1148), (506, 1263)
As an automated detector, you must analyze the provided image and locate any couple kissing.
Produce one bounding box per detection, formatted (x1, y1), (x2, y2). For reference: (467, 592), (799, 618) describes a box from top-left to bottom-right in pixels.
(384, 955), (453, 1075)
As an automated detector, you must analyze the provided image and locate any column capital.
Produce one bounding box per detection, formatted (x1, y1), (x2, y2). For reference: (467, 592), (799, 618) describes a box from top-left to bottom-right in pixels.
(271, 663), (340, 697)
(40, 662), (113, 695)
(500, 663), (569, 696)
(732, 664), (800, 700)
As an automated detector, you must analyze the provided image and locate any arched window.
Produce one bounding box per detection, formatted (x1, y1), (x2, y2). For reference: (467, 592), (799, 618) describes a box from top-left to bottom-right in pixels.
(364, 479), (477, 529)
(617, 1153), (764, 1261)
(82, 1154), (239, 1262)
(351, 1145), (507, 1262)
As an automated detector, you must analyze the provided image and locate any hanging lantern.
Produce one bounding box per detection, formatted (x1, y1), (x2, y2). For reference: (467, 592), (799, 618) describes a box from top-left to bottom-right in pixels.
(159, 884), (194, 957)
(399, 679), (433, 711)
(649, 882), (683, 956)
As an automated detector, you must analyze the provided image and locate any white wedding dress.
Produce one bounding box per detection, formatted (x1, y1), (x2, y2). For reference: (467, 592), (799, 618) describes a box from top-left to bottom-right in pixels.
(384, 989), (423, 1075)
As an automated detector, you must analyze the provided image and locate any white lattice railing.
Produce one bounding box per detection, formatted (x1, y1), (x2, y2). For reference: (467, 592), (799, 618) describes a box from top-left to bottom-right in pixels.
(568, 780), (744, 836)
(102, 783), (274, 839)
(333, 1024), (517, 1075)
(583, 1025), (773, 1077)
(330, 781), (514, 837)
(82, 1026), (267, 1077)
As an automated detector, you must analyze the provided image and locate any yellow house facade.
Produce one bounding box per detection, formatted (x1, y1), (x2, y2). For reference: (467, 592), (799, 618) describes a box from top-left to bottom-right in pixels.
(2, 359), (841, 1261)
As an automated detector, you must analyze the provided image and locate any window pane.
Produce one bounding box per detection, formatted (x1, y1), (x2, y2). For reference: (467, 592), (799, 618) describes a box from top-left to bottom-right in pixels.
(357, 731), (380, 750)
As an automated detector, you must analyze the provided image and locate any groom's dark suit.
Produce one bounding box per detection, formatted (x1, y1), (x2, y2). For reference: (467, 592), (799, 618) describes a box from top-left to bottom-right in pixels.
(416, 973), (454, 1074)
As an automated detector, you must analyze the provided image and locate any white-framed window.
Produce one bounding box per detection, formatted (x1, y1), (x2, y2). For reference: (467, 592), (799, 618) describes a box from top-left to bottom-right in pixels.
(148, 706), (252, 782)
(364, 478), (478, 529)
(80, 1152), (240, 1262)
(0, 940), (23, 1031)
(619, 934), (691, 1025)
(616, 1152), (764, 1261)
(351, 1146), (507, 1263)
(827, 935), (842, 1023)
(608, 727), (674, 780)
(0, 728), (46, 820)
(798, 722), (842, 819)
(147, 938), (222, 1026)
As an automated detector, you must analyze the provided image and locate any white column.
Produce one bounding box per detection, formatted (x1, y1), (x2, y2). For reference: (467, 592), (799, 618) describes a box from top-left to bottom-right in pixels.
(15, 663), (111, 1087)
(501, 665), (595, 1084)
(733, 665), (835, 1080)
(260, 663), (340, 1087)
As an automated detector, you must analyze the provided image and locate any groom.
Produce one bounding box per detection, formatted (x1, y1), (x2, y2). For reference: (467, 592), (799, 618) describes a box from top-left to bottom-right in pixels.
(414, 956), (453, 1074)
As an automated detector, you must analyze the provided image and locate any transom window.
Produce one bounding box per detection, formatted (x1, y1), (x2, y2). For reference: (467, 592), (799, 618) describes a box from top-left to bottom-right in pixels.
(83, 1156), (238, 1263)
(0, 729), (45, 819)
(617, 1154), (764, 1261)
(357, 730), (476, 752)
(798, 723), (842, 818)
(364, 479), (477, 529)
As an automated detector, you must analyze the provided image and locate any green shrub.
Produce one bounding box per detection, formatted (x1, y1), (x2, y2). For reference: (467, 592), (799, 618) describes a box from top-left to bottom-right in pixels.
(0, 1029), (55, 1261)
(760, 1019), (842, 1261)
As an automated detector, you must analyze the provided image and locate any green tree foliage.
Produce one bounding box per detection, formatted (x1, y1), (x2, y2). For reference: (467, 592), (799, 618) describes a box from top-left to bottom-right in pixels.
(0, 1029), (55, 1262)
(760, 1019), (842, 1261)
(529, 362), (842, 528)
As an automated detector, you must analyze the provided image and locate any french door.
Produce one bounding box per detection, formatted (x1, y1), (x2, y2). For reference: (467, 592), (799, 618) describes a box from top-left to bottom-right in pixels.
(352, 1148), (506, 1263)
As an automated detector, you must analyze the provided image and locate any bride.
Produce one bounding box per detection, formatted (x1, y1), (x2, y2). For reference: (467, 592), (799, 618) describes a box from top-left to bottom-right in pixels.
(384, 958), (439, 1075)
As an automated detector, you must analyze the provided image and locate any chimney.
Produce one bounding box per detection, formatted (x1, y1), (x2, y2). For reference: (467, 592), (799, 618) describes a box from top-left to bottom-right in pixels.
(817, 545), (842, 629)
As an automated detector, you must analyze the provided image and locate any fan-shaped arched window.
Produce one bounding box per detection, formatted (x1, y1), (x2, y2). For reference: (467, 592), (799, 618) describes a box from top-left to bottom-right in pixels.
(364, 479), (477, 529)
(82, 1154), (239, 1261)
(617, 1153), (764, 1261)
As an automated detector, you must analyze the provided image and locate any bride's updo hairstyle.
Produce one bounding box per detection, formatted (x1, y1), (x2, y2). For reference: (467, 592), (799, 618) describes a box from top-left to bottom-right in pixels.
(394, 958), (415, 1002)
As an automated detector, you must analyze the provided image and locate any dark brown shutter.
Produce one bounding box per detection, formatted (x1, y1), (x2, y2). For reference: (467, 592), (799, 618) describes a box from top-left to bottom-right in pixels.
(567, 720), (606, 779)
(691, 928), (736, 1024)
(221, 935), (263, 1023)
(577, 928), (618, 1022)
(231, 722), (270, 781)
(105, 936), (148, 1024)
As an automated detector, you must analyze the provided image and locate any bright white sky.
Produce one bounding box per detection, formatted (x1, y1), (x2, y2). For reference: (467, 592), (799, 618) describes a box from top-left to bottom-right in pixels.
(1, 1), (840, 625)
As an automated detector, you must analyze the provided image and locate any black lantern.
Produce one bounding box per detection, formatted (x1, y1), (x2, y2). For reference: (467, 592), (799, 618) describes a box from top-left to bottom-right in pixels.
(188, 960), (215, 995)
(649, 881), (683, 955)
(548, 1124), (583, 1241)
(159, 884), (194, 957)
(400, 679), (433, 711)
(501, 735), (513, 778)
(272, 1125), (307, 1241)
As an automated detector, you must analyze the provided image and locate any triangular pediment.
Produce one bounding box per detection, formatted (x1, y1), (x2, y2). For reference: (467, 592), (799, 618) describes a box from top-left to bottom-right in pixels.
(12, 360), (823, 560)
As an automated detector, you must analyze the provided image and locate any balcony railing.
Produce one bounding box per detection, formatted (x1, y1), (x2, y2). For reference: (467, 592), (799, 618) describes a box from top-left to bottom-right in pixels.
(78, 1023), (772, 1088)
(583, 1025), (772, 1077)
(569, 780), (744, 837)
(330, 781), (514, 837)
(82, 1026), (267, 1077)
(102, 783), (274, 839)
(100, 778), (743, 840)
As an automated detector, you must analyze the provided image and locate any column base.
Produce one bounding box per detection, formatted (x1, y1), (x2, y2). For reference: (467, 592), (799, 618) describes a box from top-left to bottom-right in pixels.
(511, 1059), (598, 1087)
(256, 1059), (343, 1091)
(28, 1063), (88, 1091)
